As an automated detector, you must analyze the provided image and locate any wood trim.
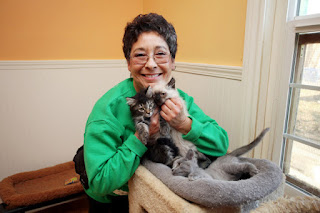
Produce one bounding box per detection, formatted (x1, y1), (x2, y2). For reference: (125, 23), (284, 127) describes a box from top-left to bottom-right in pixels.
(286, 175), (320, 197)
(175, 62), (242, 81)
(298, 32), (320, 44)
(241, 0), (291, 162)
(292, 13), (320, 28)
(0, 60), (128, 70)
(241, 0), (266, 152)
(0, 60), (243, 81)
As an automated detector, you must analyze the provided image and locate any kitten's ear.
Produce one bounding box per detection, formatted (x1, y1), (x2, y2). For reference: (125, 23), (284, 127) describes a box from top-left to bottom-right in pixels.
(186, 149), (194, 160)
(167, 78), (175, 89)
(145, 86), (153, 98)
(126, 97), (136, 106)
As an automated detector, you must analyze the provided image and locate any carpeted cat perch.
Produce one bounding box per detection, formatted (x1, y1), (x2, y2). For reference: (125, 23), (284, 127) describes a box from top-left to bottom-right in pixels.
(0, 161), (84, 211)
(129, 157), (286, 212)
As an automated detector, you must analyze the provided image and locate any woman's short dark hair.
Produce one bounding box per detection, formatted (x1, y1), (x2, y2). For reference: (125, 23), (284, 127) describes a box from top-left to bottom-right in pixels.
(122, 13), (177, 61)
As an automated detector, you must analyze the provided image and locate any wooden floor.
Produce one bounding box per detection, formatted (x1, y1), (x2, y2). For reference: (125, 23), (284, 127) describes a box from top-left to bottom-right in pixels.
(33, 196), (89, 213)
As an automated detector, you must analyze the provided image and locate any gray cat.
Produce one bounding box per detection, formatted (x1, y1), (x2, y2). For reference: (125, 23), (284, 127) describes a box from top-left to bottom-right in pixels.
(172, 128), (270, 181)
(152, 78), (211, 168)
(126, 86), (179, 166)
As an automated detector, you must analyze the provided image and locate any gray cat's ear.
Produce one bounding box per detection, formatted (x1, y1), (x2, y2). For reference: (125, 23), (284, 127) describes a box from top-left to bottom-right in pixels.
(186, 149), (194, 160)
(126, 97), (136, 106)
(167, 77), (175, 89)
(145, 86), (153, 98)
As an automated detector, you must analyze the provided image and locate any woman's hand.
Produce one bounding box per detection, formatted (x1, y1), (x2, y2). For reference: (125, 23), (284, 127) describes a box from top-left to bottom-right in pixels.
(149, 108), (160, 136)
(160, 97), (192, 135)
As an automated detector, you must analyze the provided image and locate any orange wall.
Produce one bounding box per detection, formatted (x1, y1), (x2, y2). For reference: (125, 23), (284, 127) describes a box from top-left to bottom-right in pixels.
(0, 0), (247, 66)
(0, 0), (142, 60)
(143, 0), (247, 66)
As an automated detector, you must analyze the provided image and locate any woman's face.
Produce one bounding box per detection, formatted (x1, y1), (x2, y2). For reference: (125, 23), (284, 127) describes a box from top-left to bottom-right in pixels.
(127, 32), (175, 92)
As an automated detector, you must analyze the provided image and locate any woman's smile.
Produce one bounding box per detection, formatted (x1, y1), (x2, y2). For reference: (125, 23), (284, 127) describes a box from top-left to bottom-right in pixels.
(142, 73), (162, 79)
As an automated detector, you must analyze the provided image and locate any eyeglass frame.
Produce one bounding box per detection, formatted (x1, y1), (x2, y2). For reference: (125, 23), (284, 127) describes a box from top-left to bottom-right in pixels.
(129, 51), (171, 65)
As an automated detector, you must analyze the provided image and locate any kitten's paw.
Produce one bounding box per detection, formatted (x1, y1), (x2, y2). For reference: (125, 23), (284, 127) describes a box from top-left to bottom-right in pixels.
(249, 167), (259, 176)
(188, 173), (203, 181)
(138, 130), (149, 145)
(140, 138), (148, 145)
(142, 132), (149, 140)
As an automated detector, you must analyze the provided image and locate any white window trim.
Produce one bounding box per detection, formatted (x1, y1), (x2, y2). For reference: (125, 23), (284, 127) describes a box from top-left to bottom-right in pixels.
(242, 0), (320, 197)
(291, 14), (320, 28)
(241, 0), (292, 162)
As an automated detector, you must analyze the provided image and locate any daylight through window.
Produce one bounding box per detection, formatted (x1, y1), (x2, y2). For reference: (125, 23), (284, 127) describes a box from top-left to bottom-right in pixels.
(282, 32), (320, 196)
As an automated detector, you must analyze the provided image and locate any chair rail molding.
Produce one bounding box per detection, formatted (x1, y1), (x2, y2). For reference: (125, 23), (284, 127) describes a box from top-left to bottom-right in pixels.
(175, 62), (242, 81)
(0, 60), (128, 70)
(0, 60), (242, 81)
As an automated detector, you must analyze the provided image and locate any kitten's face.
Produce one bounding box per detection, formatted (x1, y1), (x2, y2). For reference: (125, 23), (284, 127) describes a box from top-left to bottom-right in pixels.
(172, 158), (193, 177)
(127, 86), (156, 118)
(152, 78), (177, 106)
(136, 100), (155, 118)
(172, 149), (197, 177)
(153, 89), (168, 106)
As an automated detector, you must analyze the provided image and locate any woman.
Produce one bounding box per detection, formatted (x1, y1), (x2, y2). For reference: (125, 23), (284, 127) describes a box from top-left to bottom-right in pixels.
(83, 13), (229, 212)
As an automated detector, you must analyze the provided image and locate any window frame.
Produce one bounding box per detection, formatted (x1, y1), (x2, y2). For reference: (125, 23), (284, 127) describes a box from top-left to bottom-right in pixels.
(242, 0), (320, 197)
(281, 32), (320, 197)
(282, 0), (320, 196)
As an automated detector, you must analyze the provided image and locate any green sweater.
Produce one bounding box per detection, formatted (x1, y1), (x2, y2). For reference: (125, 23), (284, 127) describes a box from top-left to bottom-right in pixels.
(84, 78), (229, 203)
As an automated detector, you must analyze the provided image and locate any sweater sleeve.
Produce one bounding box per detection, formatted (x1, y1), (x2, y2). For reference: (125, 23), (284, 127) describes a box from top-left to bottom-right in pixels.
(180, 91), (229, 157)
(84, 119), (147, 199)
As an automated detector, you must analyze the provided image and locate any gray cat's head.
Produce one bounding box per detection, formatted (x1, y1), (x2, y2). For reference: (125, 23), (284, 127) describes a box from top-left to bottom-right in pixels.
(172, 149), (197, 177)
(153, 78), (177, 106)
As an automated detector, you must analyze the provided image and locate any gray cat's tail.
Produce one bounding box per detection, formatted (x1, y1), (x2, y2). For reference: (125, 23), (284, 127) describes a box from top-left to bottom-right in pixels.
(229, 128), (270, 157)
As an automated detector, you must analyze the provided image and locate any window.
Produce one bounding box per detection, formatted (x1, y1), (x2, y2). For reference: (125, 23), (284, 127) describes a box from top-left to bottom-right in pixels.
(282, 33), (320, 196)
(282, 0), (320, 197)
(299, 0), (320, 16)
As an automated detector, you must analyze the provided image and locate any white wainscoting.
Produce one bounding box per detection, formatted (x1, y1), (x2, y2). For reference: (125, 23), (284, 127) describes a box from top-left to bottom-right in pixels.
(174, 62), (243, 151)
(0, 60), (243, 180)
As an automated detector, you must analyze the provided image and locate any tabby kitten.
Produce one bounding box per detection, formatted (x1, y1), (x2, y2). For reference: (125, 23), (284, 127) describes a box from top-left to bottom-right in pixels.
(152, 78), (211, 168)
(126, 86), (179, 166)
(126, 86), (156, 145)
(172, 128), (270, 181)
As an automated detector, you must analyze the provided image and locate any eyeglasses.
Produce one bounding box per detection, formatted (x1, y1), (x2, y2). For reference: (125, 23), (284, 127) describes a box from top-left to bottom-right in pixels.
(130, 52), (170, 65)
